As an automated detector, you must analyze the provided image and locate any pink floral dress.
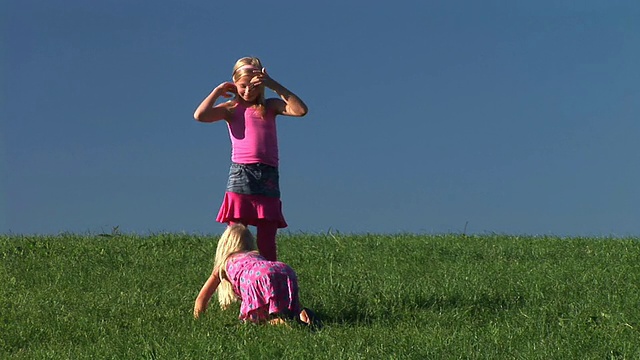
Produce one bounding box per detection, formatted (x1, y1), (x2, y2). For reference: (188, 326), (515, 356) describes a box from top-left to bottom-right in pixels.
(225, 251), (300, 322)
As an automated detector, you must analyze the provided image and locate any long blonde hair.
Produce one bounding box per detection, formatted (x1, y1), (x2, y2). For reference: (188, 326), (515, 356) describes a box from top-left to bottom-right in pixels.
(231, 56), (267, 117)
(213, 224), (258, 309)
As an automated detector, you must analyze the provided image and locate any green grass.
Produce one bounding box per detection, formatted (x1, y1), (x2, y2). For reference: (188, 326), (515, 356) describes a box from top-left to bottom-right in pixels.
(1, 232), (639, 359)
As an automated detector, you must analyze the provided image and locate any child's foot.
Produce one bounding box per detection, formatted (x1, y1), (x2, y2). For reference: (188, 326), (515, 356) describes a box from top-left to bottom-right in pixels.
(298, 308), (322, 330)
(268, 317), (290, 327)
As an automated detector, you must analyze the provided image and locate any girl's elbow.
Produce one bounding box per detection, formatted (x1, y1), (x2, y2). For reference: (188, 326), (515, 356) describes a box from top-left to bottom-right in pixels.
(293, 105), (308, 117)
(194, 111), (209, 122)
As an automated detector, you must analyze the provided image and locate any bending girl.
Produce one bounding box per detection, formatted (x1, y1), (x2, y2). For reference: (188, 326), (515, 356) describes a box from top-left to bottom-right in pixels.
(193, 224), (318, 327)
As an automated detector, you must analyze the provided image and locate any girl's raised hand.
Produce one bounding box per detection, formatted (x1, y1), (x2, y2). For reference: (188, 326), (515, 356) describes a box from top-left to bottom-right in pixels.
(250, 68), (275, 90)
(216, 81), (238, 98)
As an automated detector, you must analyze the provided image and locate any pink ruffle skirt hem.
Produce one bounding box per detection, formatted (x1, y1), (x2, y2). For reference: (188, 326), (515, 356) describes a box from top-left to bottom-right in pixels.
(216, 192), (287, 228)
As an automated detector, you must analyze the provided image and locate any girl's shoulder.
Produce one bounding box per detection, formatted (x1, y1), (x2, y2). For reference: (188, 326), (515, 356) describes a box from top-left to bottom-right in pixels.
(228, 250), (261, 262)
(265, 98), (286, 116)
(217, 100), (236, 109)
(216, 100), (237, 122)
(265, 97), (284, 108)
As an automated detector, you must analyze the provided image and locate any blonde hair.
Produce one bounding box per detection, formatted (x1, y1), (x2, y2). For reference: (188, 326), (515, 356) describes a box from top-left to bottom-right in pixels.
(231, 56), (267, 117)
(214, 224), (258, 309)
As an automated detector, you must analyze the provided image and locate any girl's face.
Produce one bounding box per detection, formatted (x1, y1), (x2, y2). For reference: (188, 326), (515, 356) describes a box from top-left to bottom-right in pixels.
(234, 76), (261, 102)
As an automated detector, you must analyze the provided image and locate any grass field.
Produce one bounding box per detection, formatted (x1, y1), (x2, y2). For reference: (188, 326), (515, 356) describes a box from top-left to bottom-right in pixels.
(1, 232), (639, 359)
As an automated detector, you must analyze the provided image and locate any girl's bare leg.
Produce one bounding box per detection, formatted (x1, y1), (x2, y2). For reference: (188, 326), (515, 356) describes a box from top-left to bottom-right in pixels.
(256, 220), (278, 261)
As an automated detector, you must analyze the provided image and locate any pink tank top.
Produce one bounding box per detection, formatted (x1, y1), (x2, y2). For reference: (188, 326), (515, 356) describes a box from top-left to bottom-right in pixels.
(227, 104), (279, 167)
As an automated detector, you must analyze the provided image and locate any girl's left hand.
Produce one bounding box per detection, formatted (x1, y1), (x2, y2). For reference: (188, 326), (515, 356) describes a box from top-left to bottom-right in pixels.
(250, 68), (275, 90)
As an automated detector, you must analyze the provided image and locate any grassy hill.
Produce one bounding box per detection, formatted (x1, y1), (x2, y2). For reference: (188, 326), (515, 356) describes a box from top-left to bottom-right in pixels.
(2, 232), (639, 359)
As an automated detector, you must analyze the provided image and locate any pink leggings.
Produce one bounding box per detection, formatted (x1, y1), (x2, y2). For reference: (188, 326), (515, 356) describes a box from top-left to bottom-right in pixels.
(229, 220), (278, 261)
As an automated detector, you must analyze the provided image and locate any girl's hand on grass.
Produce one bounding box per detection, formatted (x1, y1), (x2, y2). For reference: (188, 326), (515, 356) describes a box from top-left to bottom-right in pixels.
(193, 304), (205, 319)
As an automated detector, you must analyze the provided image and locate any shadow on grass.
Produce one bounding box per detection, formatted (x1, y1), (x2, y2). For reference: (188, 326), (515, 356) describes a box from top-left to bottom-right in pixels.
(320, 292), (526, 326)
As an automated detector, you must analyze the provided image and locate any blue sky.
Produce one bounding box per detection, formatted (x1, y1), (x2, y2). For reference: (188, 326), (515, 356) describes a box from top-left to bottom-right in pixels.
(2, 1), (639, 236)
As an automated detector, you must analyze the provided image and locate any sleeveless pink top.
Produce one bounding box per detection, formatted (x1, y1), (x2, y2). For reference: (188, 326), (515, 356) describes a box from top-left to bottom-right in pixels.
(227, 104), (279, 167)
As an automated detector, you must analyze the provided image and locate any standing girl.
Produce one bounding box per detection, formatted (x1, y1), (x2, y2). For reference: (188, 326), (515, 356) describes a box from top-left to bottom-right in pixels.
(193, 57), (308, 261)
(193, 224), (319, 327)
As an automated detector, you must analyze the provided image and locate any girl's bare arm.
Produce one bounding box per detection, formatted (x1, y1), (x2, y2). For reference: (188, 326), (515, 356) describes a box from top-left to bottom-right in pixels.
(193, 82), (236, 122)
(267, 81), (308, 117)
(193, 267), (221, 318)
(254, 69), (308, 117)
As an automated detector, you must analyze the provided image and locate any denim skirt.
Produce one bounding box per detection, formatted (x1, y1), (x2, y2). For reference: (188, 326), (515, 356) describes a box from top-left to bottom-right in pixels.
(226, 162), (281, 198)
(216, 162), (287, 228)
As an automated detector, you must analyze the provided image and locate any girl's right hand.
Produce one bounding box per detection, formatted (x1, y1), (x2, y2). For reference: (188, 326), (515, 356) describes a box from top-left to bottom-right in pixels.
(193, 302), (207, 319)
(216, 82), (237, 98)
(193, 306), (202, 319)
